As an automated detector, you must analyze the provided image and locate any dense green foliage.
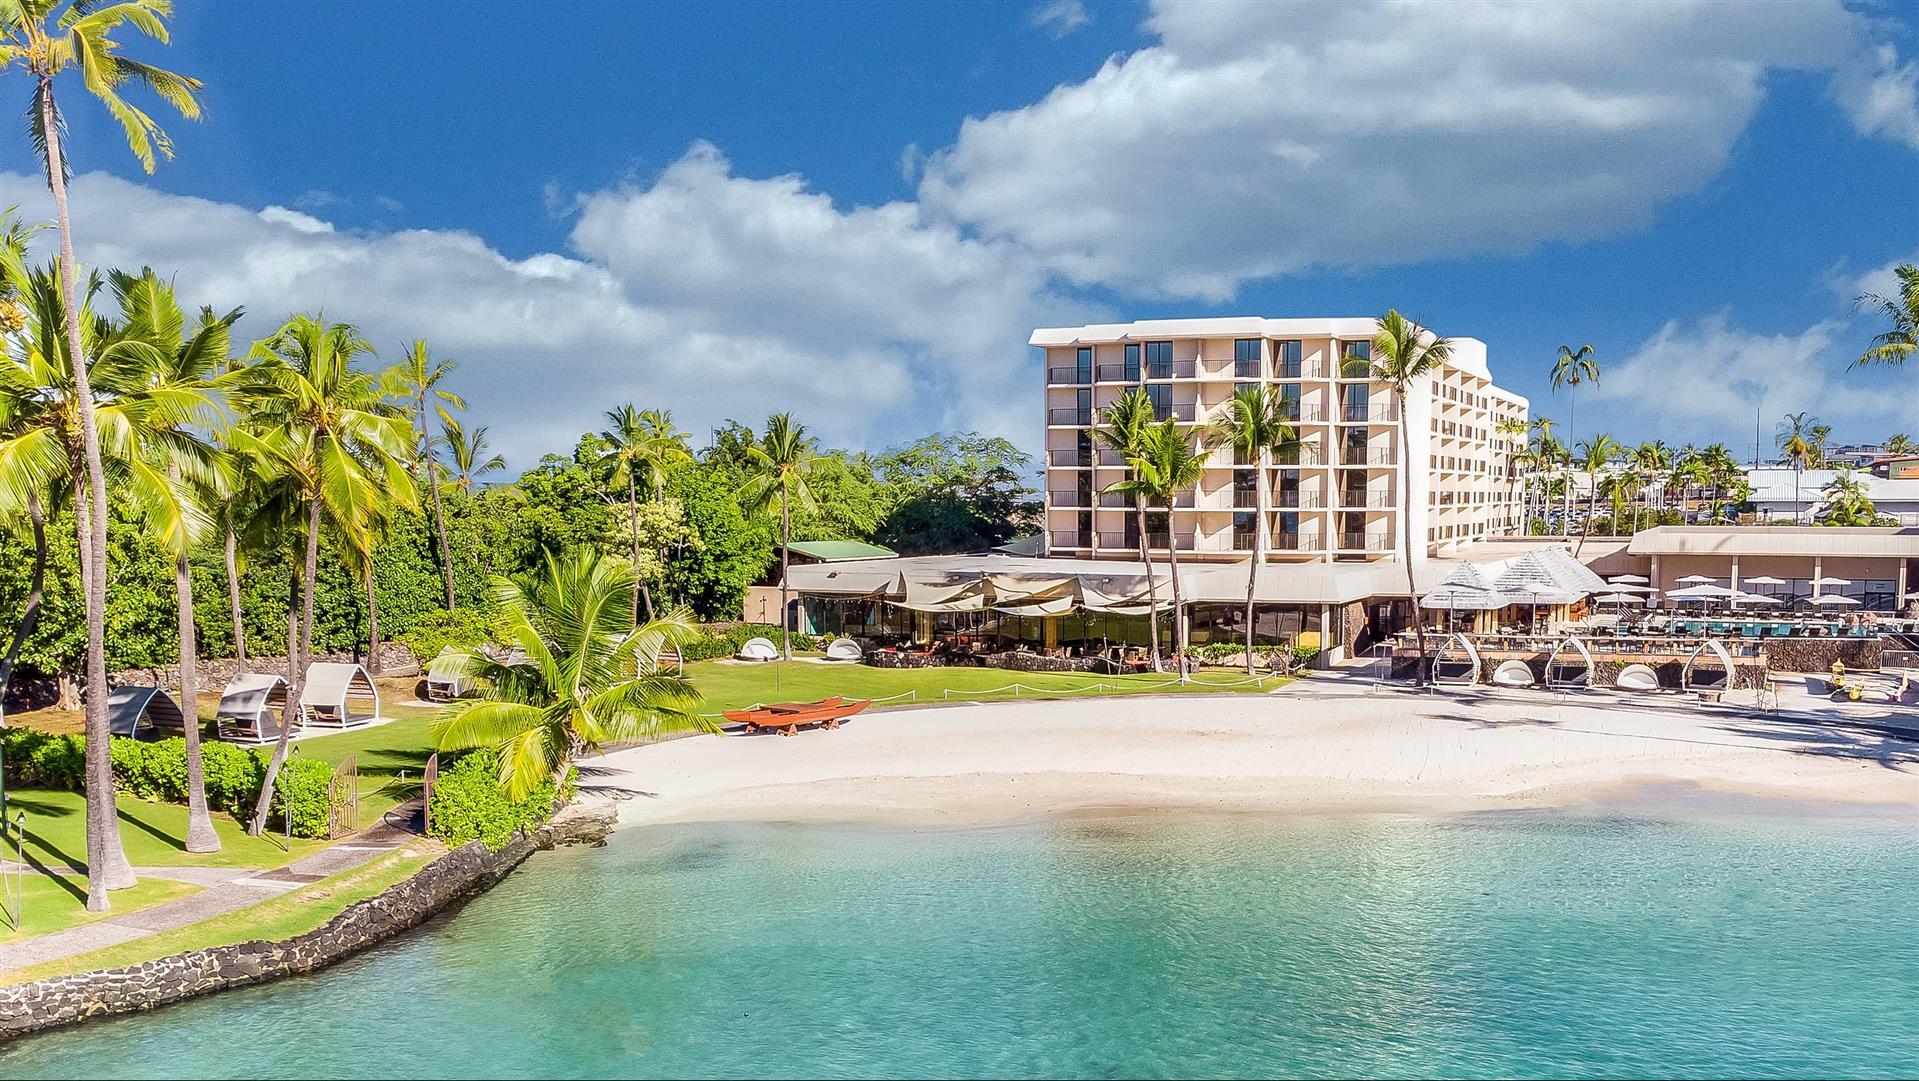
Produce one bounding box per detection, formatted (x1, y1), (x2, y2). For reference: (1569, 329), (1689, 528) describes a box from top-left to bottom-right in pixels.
(1, 730), (335, 838)
(424, 749), (562, 851)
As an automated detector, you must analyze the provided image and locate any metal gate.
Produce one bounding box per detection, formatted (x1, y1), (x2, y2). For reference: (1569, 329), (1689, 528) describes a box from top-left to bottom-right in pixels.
(327, 754), (360, 838)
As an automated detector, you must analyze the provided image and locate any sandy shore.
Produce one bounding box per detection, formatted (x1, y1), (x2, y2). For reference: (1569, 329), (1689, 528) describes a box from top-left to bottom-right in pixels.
(589, 691), (1919, 829)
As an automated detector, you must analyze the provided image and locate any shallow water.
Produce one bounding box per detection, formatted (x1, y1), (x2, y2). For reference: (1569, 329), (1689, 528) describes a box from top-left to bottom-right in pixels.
(2, 806), (1916, 1079)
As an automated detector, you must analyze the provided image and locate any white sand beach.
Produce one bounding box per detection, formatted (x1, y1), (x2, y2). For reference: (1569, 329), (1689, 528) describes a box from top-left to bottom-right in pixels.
(591, 691), (1919, 828)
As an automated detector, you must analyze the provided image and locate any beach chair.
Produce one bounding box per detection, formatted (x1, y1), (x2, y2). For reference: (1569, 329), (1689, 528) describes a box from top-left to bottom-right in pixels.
(1614, 663), (1660, 691)
(1491, 660), (1535, 687)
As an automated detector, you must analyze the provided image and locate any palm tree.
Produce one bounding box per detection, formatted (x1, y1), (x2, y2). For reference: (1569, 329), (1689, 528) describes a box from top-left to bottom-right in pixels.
(1550, 344), (1599, 532)
(1851, 263), (1917, 369)
(1807, 423), (1832, 468)
(110, 267), (234, 853)
(439, 415), (505, 493)
(389, 341), (463, 610)
(432, 549), (708, 801)
(232, 315), (416, 835)
(1575, 434), (1621, 540)
(0, 206), (43, 698)
(1777, 413), (1817, 524)
(1092, 388), (1163, 671)
(3, 0), (202, 912)
(1821, 467), (1877, 526)
(1122, 419), (1208, 671)
(1204, 386), (1296, 674)
(1495, 416), (1528, 532)
(1886, 432), (1915, 456)
(1366, 311), (1453, 686)
(739, 413), (817, 660)
(599, 405), (689, 622)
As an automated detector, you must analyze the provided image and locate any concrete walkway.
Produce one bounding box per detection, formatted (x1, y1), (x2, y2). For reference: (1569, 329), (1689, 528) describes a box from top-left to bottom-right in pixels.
(0, 813), (420, 975)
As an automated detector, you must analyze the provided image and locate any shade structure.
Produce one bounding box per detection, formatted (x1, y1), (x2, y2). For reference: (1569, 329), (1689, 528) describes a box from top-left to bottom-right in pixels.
(1732, 591), (1783, 606)
(1742, 575), (1786, 585)
(1807, 593), (1861, 606)
(1667, 584), (1739, 600)
(1676, 574), (1718, 584)
(1600, 582), (1654, 593)
(106, 685), (187, 738)
(1609, 574), (1651, 584)
(1810, 576), (1853, 586)
(1593, 592), (1645, 605)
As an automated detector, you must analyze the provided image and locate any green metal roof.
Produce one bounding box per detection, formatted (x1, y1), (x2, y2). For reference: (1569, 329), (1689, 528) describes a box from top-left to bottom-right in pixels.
(784, 539), (897, 562)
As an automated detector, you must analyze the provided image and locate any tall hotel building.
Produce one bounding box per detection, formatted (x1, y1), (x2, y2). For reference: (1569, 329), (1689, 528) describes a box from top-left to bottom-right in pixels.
(1036, 318), (1529, 565)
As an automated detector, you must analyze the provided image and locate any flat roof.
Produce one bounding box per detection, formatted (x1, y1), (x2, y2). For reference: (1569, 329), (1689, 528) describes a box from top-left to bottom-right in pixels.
(784, 539), (898, 562)
(1029, 318), (1498, 384)
(1625, 526), (1919, 559)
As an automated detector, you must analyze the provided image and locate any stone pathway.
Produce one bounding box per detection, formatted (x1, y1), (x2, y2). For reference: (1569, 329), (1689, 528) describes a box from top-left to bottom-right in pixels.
(0, 811), (420, 975)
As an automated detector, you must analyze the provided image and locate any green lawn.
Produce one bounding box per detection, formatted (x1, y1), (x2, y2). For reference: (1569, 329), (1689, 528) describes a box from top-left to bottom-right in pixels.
(0, 873), (198, 943)
(4, 789), (327, 873)
(2, 844), (438, 984)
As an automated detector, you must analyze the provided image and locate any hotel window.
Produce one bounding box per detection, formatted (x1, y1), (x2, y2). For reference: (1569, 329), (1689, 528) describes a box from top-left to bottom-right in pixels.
(1274, 339), (1303, 378)
(1278, 384), (1301, 421)
(1233, 511), (1256, 550)
(1234, 338), (1261, 378)
(1075, 346), (1092, 384)
(1145, 383), (1173, 420)
(1146, 340), (1174, 379)
(1341, 383), (1370, 422)
(1340, 340), (1372, 378)
(1234, 470), (1257, 508)
(1124, 343), (1141, 382)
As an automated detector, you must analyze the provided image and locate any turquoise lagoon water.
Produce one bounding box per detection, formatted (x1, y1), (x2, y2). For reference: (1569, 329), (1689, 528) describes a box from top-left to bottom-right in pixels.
(2, 806), (1916, 1079)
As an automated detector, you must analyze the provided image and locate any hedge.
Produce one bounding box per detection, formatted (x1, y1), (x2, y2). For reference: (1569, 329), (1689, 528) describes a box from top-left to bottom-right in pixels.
(1, 729), (336, 838)
(425, 748), (564, 851)
(678, 622), (823, 662)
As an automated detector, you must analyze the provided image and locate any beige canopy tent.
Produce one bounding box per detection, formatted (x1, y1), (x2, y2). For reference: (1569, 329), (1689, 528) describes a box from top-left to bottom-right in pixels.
(107, 685), (188, 738)
(217, 673), (300, 743)
(300, 662), (381, 728)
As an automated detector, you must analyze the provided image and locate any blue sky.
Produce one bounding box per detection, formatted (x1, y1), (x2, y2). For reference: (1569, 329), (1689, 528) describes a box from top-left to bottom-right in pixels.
(2, 0), (1915, 466)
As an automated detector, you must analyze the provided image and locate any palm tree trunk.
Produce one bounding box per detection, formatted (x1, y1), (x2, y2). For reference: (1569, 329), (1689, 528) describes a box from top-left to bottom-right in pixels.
(42, 80), (132, 909)
(364, 567), (381, 677)
(224, 522), (246, 664)
(167, 461), (218, 854)
(424, 406), (456, 610)
(1399, 405), (1426, 687)
(1135, 499), (1162, 673)
(251, 499), (320, 837)
(1165, 500), (1187, 681)
(299, 496), (319, 667)
(1244, 453), (1261, 676)
(778, 495), (792, 660)
(250, 562), (304, 836)
(0, 492), (48, 696)
(628, 475), (653, 622)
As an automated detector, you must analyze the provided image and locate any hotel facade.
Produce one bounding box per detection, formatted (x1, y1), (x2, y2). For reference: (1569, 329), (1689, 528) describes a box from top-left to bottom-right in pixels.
(1035, 317), (1530, 565)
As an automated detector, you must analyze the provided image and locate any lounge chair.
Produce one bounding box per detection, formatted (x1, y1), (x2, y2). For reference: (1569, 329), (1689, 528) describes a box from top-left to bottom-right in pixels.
(737, 637), (778, 662)
(1491, 660), (1535, 687)
(825, 637), (863, 662)
(1614, 664), (1660, 691)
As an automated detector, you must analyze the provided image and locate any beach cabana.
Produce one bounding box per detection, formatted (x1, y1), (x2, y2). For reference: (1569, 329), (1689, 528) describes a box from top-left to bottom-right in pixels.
(1615, 663), (1661, 691)
(106, 685), (187, 738)
(217, 673), (299, 743)
(738, 637), (778, 661)
(1681, 639), (1734, 694)
(300, 662), (381, 728)
(1546, 636), (1595, 689)
(424, 647), (475, 701)
(1491, 659), (1535, 687)
(824, 637), (863, 662)
(1431, 634), (1481, 686)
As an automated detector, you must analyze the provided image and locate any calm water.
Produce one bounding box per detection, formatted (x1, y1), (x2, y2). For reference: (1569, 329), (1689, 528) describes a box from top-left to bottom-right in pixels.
(3, 806), (1916, 1079)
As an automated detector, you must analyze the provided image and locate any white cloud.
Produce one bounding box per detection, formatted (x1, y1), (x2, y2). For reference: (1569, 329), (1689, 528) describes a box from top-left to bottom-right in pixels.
(1834, 43), (1919, 150)
(1029, 0), (1090, 39)
(9, 154), (1091, 467)
(921, 0), (1910, 301)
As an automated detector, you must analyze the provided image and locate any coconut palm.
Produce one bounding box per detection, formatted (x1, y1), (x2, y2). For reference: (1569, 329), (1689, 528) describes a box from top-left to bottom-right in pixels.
(599, 405), (690, 622)
(1574, 434), (1621, 541)
(109, 267), (235, 853)
(739, 413), (817, 661)
(1777, 413), (1817, 525)
(1093, 388), (1163, 671)
(389, 341), (463, 610)
(432, 548), (708, 801)
(1204, 386), (1297, 674)
(1851, 263), (1917, 370)
(1886, 433), (1915, 456)
(1114, 419), (1207, 670)
(1821, 467), (1877, 526)
(3, 0), (202, 911)
(439, 415), (505, 494)
(1365, 311), (1453, 685)
(231, 314), (416, 835)
(1550, 344), (1599, 530)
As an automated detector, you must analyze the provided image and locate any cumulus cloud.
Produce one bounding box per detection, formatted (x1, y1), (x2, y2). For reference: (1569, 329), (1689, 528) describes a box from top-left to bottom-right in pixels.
(1835, 43), (1919, 150)
(1029, 0), (1091, 39)
(921, 0), (1911, 300)
(9, 154), (1090, 466)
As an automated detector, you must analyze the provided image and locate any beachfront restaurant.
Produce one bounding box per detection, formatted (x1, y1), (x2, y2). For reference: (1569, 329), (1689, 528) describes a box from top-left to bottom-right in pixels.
(1608, 526), (1919, 614)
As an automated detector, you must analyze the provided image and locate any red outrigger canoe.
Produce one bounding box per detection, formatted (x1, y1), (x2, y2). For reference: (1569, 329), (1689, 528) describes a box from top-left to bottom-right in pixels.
(721, 695), (871, 736)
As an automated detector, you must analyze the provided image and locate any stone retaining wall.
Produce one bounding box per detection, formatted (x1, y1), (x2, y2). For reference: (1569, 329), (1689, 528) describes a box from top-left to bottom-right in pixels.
(1758, 637), (1882, 673)
(5, 645), (423, 713)
(0, 801), (615, 1041)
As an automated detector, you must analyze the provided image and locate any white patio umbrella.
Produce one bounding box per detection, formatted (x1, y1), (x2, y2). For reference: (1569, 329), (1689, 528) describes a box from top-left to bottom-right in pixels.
(1733, 592), (1783, 606)
(1676, 574), (1718, 584)
(1667, 584), (1738, 607)
(1742, 575), (1786, 585)
(1609, 574), (1651, 584)
(1601, 582), (1655, 593)
(1594, 592), (1646, 605)
(1811, 576), (1852, 586)
(1807, 593), (1860, 606)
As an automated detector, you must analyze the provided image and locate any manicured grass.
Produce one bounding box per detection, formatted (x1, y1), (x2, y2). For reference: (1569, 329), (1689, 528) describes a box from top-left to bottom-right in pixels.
(1, 844), (441, 985)
(4, 789), (327, 873)
(0, 873), (198, 942)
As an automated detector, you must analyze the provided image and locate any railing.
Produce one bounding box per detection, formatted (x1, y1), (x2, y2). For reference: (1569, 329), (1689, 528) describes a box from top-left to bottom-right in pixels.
(1232, 531), (1257, 550)
(1097, 449), (1126, 467)
(1233, 488), (1257, 509)
(1276, 363), (1327, 380)
(1098, 492), (1130, 509)
(1046, 366), (1089, 385)
(1095, 363), (1134, 382)
(1047, 448), (1091, 467)
(1049, 530), (1092, 549)
(1281, 405), (1325, 423)
(1048, 408), (1091, 425)
(1274, 489), (1324, 509)
(1339, 531), (1394, 551)
(1339, 449), (1397, 466)
(1337, 491), (1397, 510)
(1048, 489), (1091, 507)
(1097, 532), (1132, 549)
(1173, 490), (1196, 508)
(1145, 360), (1197, 380)
(1098, 532), (1198, 552)
(1150, 401), (1198, 422)
(1339, 403), (1399, 423)
(1275, 447), (1325, 466)
(1272, 532), (1323, 551)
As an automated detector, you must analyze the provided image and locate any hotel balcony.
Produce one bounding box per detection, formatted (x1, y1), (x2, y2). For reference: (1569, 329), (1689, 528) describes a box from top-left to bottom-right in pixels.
(1046, 366), (1089, 385)
(1151, 402), (1198, 422)
(1272, 531), (1324, 551)
(1336, 490), (1398, 510)
(1047, 488), (1093, 508)
(1097, 531), (1199, 552)
(1338, 531), (1394, 552)
(1048, 407), (1092, 426)
(1337, 402), (1400, 423)
(1336, 448), (1398, 467)
(1273, 489), (1325, 509)
(1048, 530), (1091, 549)
(1275, 362), (1328, 380)
(1047, 448), (1091, 467)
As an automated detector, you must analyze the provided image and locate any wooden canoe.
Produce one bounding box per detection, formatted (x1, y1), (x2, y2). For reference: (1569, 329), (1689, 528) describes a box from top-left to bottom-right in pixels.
(722, 697), (870, 734)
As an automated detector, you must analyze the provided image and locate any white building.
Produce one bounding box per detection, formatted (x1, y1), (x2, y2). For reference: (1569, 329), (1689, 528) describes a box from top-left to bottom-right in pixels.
(1745, 466), (1919, 526)
(1036, 317), (1529, 565)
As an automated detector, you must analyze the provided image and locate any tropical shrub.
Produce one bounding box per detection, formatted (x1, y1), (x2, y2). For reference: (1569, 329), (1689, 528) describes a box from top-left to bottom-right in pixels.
(678, 622), (821, 661)
(425, 749), (561, 851)
(397, 605), (498, 664)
